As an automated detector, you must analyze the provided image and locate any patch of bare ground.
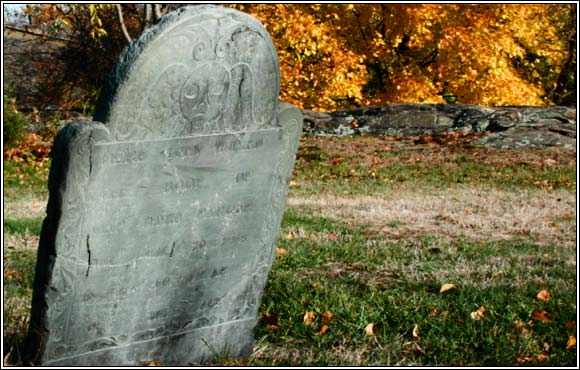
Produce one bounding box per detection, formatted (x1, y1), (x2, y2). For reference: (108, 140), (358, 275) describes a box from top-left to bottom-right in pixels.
(3, 196), (47, 219)
(287, 186), (576, 248)
(251, 338), (408, 366)
(4, 233), (40, 250)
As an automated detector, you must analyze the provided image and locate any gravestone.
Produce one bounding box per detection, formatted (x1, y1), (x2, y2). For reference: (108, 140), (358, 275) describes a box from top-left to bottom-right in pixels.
(25, 5), (303, 366)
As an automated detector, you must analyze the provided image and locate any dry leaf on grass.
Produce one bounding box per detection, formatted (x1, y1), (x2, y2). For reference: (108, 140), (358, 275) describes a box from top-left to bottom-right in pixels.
(567, 336), (576, 350)
(470, 306), (486, 320)
(365, 323), (376, 336)
(440, 283), (456, 293)
(303, 311), (316, 325)
(275, 247), (288, 256)
(413, 343), (426, 355)
(536, 290), (551, 302)
(532, 310), (551, 323)
(321, 311), (333, 324)
(144, 361), (162, 366)
(316, 325), (329, 336)
(412, 324), (420, 340)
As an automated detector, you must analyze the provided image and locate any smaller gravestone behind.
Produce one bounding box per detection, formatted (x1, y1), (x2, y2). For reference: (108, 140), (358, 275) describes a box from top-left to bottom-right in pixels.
(25, 5), (302, 366)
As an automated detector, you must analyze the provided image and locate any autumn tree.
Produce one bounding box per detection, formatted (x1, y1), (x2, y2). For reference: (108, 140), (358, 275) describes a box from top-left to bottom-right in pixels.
(13, 3), (576, 112)
(18, 4), (177, 111)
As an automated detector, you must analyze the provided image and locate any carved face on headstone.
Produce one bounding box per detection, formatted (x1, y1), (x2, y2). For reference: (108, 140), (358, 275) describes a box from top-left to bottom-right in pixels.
(181, 62), (230, 123)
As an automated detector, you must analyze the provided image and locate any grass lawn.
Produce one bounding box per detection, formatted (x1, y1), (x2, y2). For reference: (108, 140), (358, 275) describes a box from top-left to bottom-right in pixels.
(3, 134), (577, 366)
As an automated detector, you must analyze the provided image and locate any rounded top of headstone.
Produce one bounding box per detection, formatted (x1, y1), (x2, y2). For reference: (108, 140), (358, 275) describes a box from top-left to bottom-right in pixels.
(94, 5), (280, 141)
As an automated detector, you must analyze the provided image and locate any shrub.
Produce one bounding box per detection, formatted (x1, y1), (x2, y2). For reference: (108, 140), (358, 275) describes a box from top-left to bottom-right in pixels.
(3, 98), (26, 148)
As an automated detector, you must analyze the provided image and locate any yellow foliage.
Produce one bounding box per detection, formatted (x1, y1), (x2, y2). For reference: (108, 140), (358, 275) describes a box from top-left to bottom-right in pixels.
(25, 4), (575, 110)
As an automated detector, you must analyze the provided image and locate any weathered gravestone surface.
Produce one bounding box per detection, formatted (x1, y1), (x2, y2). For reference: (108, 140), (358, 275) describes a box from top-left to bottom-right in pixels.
(25, 5), (303, 366)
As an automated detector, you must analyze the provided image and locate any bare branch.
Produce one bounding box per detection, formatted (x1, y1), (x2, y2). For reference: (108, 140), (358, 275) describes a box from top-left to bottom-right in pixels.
(116, 4), (132, 44)
(142, 4), (153, 31)
(153, 4), (162, 22)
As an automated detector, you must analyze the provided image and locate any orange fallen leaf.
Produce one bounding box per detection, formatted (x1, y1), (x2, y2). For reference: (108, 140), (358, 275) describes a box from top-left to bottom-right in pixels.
(442, 310), (449, 318)
(321, 311), (333, 324)
(537, 353), (549, 362)
(327, 232), (337, 241)
(316, 325), (329, 336)
(430, 308), (440, 317)
(266, 324), (278, 333)
(144, 361), (162, 366)
(536, 290), (551, 302)
(470, 306), (486, 320)
(303, 311), (316, 325)
(364, 323), (376, 336)
(440, 283), (456, 293)
(275, 247), (288, 256)
(567, 336), (576, 350)
(532, 310), (551, 323)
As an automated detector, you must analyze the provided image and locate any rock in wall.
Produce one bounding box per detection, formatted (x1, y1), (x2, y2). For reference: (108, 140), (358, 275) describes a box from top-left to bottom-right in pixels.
(302, 104), (576, 148)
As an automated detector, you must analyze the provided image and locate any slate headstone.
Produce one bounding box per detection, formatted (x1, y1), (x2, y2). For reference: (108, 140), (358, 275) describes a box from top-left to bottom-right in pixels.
(25, 5), (303, 366)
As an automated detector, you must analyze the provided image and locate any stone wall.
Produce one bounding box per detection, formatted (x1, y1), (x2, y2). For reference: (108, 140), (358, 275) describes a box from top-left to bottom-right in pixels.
(302, 104), (576, 148)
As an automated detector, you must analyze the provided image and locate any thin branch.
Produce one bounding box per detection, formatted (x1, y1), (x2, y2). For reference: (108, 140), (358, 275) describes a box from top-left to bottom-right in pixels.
(142, 4), (153, 31)
(153, 4), (162, 22)
(116, 4), (132, 44)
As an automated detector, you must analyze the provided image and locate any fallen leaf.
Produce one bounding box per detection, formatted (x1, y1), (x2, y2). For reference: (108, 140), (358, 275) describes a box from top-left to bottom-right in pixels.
(517, 357), (536, 364)
(312, 282), (320, 288)
(470, 306), (486, 320)
(412, 324), (420, 340)
(567, 336), (576, 350)
(275, 247), (288, 256)
(316, 325), (329, 336)
(260, 312), (279, 326)
(537, 353), (549, 362)
(442, 310), (449, 318)
(327, 232), (337, 241)
(413, 343), (426, 355)
(430, 308), (440, 317)
(440, 283), (456, 293)
(543, 342), (550, 352)
(266, 324), (278, 333)
(303, 311), (316, 325)
(564, 321), (576, 329)
(364, 323), (376, 336)
(144, 361), (162, 366)
(513, 320), (530, 334)
(4, 270), (20, 279)
(465, 208), (474, 215)
(321, 311), (333, 324)
(536, 290), (551, 302)
(532, 310), (551, 323)
(289, 180), (299, 187)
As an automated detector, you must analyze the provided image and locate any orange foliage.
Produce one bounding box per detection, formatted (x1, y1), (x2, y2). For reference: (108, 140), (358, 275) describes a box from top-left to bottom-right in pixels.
(20, 4), (575, 111)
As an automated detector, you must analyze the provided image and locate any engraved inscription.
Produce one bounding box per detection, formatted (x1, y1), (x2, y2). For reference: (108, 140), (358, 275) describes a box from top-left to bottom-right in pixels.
(164, 177), (203, 193)
(162, 144), (201, 160)
(215, 137), (264, 153)
(145, 212), (183, 227)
